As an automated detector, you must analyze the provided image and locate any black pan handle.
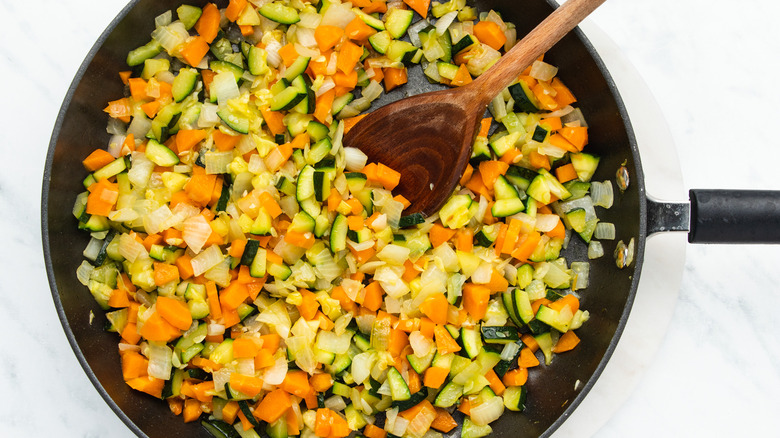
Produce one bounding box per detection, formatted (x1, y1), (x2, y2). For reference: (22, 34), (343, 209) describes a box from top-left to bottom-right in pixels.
(648, 189), (780, 243)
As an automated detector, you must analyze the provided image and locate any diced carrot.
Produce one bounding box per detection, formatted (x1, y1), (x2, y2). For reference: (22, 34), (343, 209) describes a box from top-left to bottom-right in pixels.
(347, 215), (364, 231)
(225, 0), (247, 22)
(517, 348), (539, 370)
(485, 369), (506, 395)
(455, 228), (474, 252)
(549, 293), (580, 314)
(549, 133), (579, 153)
(184, 166), (218, 206)
(327, 187), (342, 212)
(419, 293), (449, 325)
(393, 194), (411, 209)
(108, 288), (130, 308)
(175, 254), (195, 280)
(434, 324), (461, 354)
(297, 289), (320, 320)
(499, 148), (523, 165)
(552, 330), (581, 353)
(121, 322), (141, 345)
(345, 17), (377, 41)
(258, 191), (282, 218)
(457, 397), (471, 416)
(310, 372), (334, 392)
(383, 67), (408, 91)
(533, 82), (559, 111)
(260, 107), (287, 136)
(220, 281), (249, 310)
(121, 351), (148, 380)
(205, 280), (222, 320)
(232, 337), (259, 359)
(119, 70), (132, 85)
(474, 20), (507, 51)
(540, 116), (563, 131)
(420, 317), (435, 339)
(337, 40), (365, 74)
(195, 3), (221, 43)
(230, 373), (265, 398)
(512, 231), (542, 262)
(180, 35), (210, 67)
(363, 423), (387, 438)
(138, 311), (180, 342)
(126, 376), (165, 399)
(222, 401), (241, 425)
(546, 216), (566, 239)
(86, 178), (119, 217)
(278, 43), (299, 67)
(551, 77), (577, 106)
(314, 25), (344, 52)
(168, 398), (184, 416)
(479, 160), (510, 191)
(387, 328), (409, 358)
(254, 349), (276, 369)
(213, 130), (241, 151)
(156, 296), (192, 331)
(463, 283), (491, 320)
(314, 88), (336, 124)
(555, 163), (578, 183)
(429, 223), (457, 248)
(376, 163), (401, 190)
(459, 163), (474, 186)
(240, 25), (254, 36)
(465, 170), (491, 200)
(82, 149), (116, 172)
(314, 409), (332, 437)
(430, 408), (457, 433)
(521, 333), (539, 353)
(153, 262), (180, 286)
(450, 62), (473, 87)
(560, 126), (588, 151)
(528, 149), (551, 171)
(423, 366), (449, 388)
(500, 218), (522, 254)
(531, 298), (551, 315)
(361, 281), (384, 312)
(362, 0), (388, 13)
(502, 367), (529, 386)
(403, 0), (430, 17)
(280, 370), (312, 398)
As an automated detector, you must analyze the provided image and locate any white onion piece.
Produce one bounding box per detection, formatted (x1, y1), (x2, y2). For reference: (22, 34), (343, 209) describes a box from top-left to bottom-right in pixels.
(534, 213), (560, 233)
(571, 262), (590, 290)
(529, 60), (559, 81)
(191, 245), (223, 277)
(320, 2), (355, 28)
(197, 102), (220, 128)
(298, 11), (322, 28)
(143, 205), (173, 235)
(435, 12), (458, 36)
(501, 341), (521, 361)
(263, 357), (289, 385)
(76, 261), (94, 286)
(544, 104), (574, 119)
(182, 215), (212, 254)
(82, 237), (103, 262)
(376, 244), (411, 266)
(204, 150), (233, 174)
(128, 152), (154, 189)
(409, 331), (434, 358)
(594, 222), (616, 240)
(470, 396), (505, 426)
(591, 180), (614, 208)
(587, 240), (604, 259)
(118, 233), (148, 262)
(146, 343), (172, 380)
(324, 395), (347, 412)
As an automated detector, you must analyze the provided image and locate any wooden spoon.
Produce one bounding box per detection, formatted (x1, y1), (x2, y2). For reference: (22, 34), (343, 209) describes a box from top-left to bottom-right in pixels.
(342, 0), (606, 217)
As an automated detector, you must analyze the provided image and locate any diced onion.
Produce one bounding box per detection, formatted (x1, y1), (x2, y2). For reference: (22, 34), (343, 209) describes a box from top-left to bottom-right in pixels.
(76, 261), (95, 286)
(409, 331), (434, 357)
(534, 213), (560, 233)
(324, 395), (347, 412)
(82, 237), (103, 262)
(342, 147), (368, 172)
(298, 11), (322, 28)
(594, 222), (616, 240)
(143, 205), (173, 235)
(263, 357), (289, 385)
(435, 11), (458, 35)
(118, 233), (148, 263)
(147, 343), (173, 380)
(469, 396), (505, 426)
(190, 244), (224, 277)
(197, 103), (220, 128)
(128, 152), (155, 189)
(211, 72), (240, 104)
(182, 215), (212, 254)
(204, 150), (233, 174)
(501, 342), (521, 361)
(591, 180), (614, 208)
(529, 60), (559, 81)
(571, 262), (590, 290)
(588, 240), (604, 259)
(320, 2), (355, 28)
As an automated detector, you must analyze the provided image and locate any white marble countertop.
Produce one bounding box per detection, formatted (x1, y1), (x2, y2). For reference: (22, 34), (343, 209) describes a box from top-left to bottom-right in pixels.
(2, 0), (779, 436)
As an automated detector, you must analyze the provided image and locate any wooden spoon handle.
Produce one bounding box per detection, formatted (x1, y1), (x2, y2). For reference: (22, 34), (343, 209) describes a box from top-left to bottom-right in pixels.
(471, 0), (606, 102)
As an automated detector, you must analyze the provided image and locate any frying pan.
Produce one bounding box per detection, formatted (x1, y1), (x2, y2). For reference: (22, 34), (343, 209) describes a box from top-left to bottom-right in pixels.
(40, 0), (780, 437)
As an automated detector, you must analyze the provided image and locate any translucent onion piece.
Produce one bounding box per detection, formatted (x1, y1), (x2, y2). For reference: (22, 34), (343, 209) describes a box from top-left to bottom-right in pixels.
(324, 395), (346, 412)
(469, 396), (505, 426)
(591, 180), (614, 208)
(342, 147), (368, 172)
(77, 261), (95, 286)
(118, 233), (148, 263)
(204, 150), (233, 174)
(529, 60), (559, 82)
(571, 261), (590, 290)
(128, 152), (155, 189)
(534, 213), (560, 233)
(501, 341), (521, 361)
(320, 2), (355, 28)
(587, 240), (604, 259)
(147, 343), (172, 380)
(82, 237), (103, 262)
(594, 222), (616, 240)
(190, 244), (224, 277)
(435, 11), (458, 35)
(182, 215), (212, 254)
(409, 331), (434, 358)
(143, 205), (173, 235)
(376, 244), (411, 266)
(263, 357), (289, 385)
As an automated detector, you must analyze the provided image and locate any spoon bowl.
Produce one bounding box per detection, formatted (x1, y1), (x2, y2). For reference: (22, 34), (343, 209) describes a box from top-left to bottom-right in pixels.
(343, 0), (606, 216)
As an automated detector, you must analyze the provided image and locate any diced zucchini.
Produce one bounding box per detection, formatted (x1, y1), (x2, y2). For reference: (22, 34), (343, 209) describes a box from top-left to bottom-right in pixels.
(384, 7), (414, 39)
(259, 2), (300, 24)
(386, 367), (411, 401)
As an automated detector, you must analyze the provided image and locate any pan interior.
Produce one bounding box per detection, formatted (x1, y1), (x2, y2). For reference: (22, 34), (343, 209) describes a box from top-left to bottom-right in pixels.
(42, 0), (645, 437)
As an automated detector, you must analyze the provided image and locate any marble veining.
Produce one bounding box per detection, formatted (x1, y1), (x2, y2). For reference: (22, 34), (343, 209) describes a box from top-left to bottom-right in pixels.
(1, 0), (779, 436)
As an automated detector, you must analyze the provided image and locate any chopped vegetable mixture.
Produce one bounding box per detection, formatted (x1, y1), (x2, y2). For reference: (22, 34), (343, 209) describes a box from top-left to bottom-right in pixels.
(73, 0), (616, 437)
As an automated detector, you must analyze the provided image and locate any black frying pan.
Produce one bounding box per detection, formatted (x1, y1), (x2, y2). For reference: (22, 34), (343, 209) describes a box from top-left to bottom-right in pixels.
(41, 0), (780, 437)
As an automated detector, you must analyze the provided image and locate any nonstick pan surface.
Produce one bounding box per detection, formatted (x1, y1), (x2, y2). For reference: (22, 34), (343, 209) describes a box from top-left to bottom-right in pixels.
(43, 0), (649, 437)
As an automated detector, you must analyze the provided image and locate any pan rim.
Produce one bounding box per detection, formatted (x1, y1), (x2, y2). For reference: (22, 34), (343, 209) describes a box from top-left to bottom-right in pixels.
(40, 1), (649, 437)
